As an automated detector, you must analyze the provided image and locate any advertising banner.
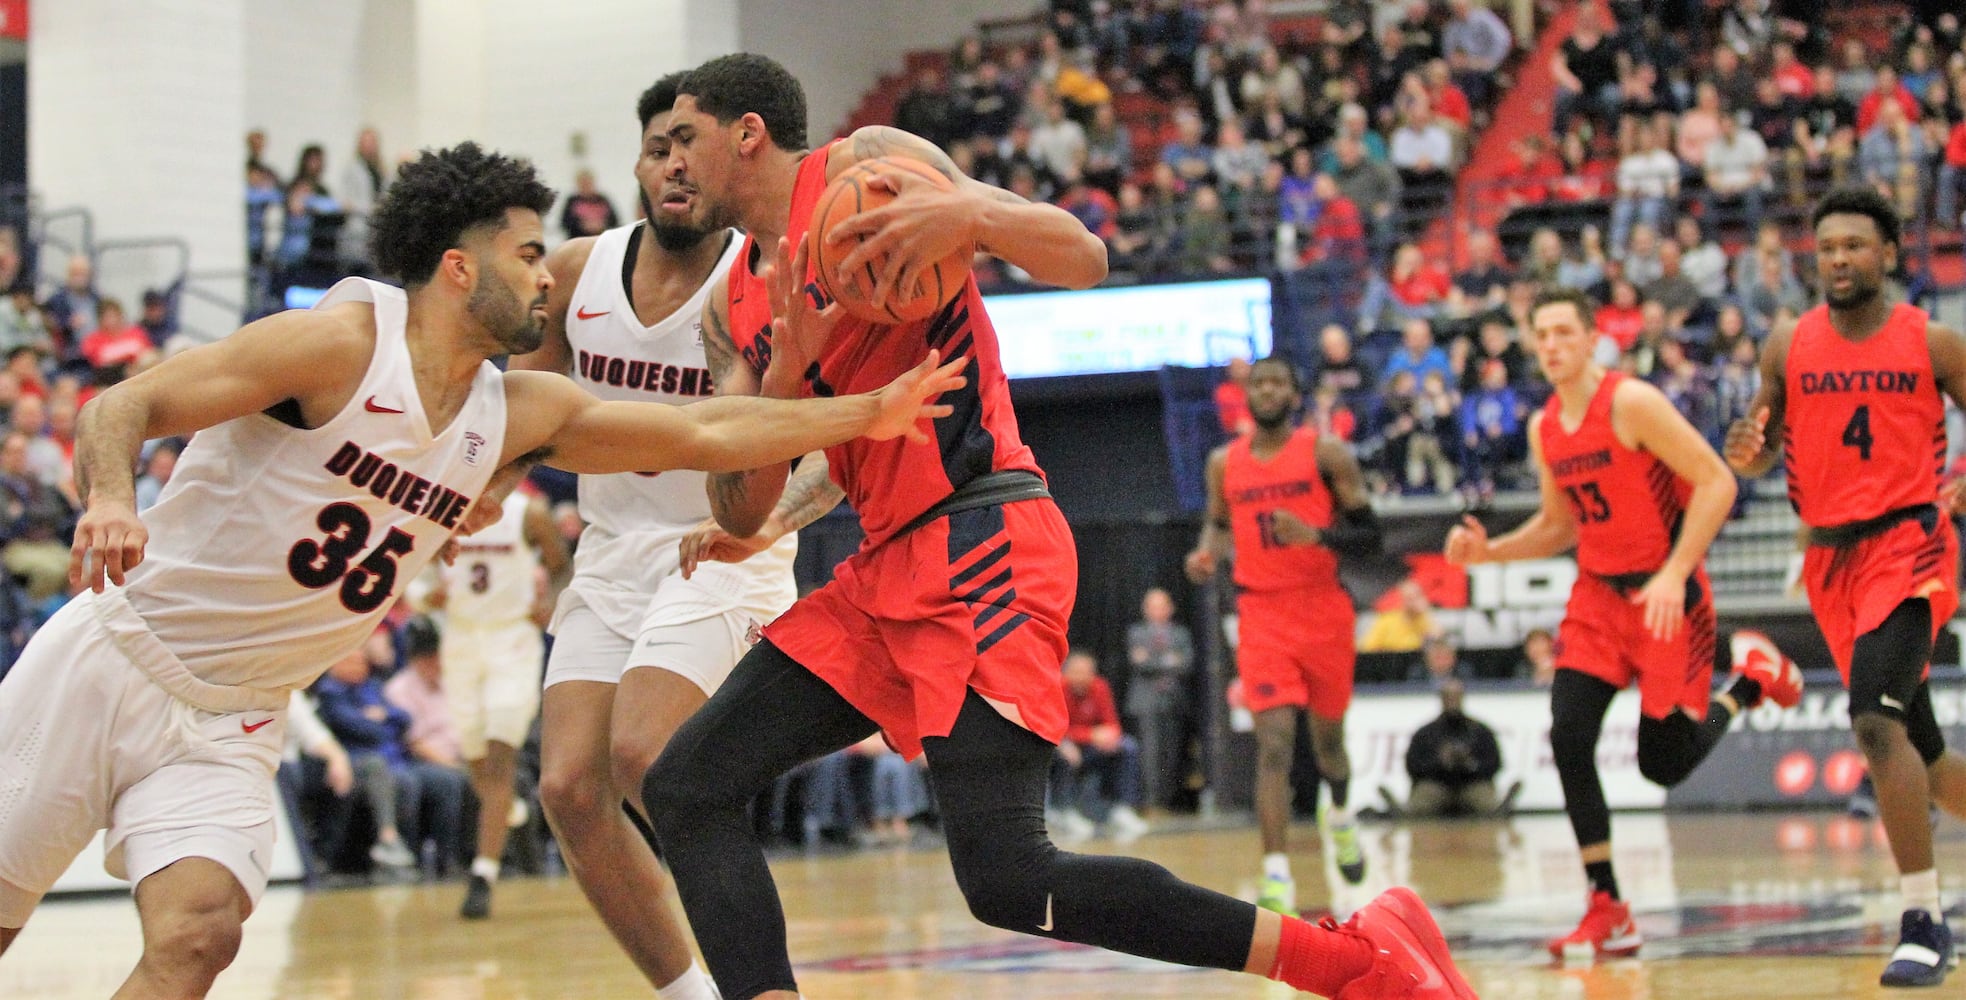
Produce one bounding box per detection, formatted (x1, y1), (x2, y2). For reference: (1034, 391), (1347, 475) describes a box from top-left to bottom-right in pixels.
(985, 278), (1272, 380)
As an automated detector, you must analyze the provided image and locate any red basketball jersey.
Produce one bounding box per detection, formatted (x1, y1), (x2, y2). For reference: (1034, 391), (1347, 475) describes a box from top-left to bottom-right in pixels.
(727, 142), (1043, 548)
(1782, 303), (1944, 527)
(1221, 427), (1341, 592)
(1538, 371), (1691, 577)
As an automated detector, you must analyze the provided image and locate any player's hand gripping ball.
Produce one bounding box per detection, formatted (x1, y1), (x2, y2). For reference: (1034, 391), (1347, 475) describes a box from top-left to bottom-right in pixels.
(808, 156), (973, 324)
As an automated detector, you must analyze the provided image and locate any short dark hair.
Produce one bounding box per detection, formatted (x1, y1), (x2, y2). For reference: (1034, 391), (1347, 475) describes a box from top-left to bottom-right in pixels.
(637, 71), (688, 132)
(678, 53), (810, 151)
(1251, 354), (1303, 391)
(1811, 186), (1901, 247)
(369, 142), (556, 286)
(1530, 286), (1599, 328)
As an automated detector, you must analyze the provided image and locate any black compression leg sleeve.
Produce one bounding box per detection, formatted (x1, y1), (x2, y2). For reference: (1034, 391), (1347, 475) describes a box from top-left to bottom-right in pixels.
(642, 640), (881, 1000)
(1550, 669), (1619, 849)
(1906, 682), (1948, 766)
(924, 692), (1257, 971)
(1849, 599), (1933, 726)
(1636, 702), (1735, 788)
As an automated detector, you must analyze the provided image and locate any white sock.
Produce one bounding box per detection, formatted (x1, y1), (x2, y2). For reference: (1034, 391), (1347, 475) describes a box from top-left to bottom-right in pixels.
(1263, 852), (1292, 881)
(1902, 869), (1942, 919)
(656, 962), (720, 1000)
(471, 857), (500, 882)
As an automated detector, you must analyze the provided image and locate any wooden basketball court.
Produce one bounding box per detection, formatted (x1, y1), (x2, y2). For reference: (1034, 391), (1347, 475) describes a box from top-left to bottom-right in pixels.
(7, 812), (1961, 998)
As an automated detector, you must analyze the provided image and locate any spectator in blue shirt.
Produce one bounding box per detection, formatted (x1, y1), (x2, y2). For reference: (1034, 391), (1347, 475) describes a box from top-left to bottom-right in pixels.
(1381, 319), (1453, 389)
(311, 640), (418, 870)
(1460, 360), (1525, 496)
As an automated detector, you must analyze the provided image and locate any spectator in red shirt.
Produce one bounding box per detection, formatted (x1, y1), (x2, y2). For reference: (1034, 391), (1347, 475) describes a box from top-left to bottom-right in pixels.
(1550, 131), (1613, 202)
(1299, 174), (1366, 267)
(1055, 170), (1118, 241)
(1423, 61), (1471, 129)
(1492, 136), (1563, 212)
(1214, 357), (1255, 436)
(1771, 41), (1814, 101)
(7, 347), (47, 401)
(1593, 279), (1645, 352)
(1855, 65), (1921, 136)
(1053, 650), (1149, 840)
(79, 298), (158, 378)
(1361, 243), (1451, 333)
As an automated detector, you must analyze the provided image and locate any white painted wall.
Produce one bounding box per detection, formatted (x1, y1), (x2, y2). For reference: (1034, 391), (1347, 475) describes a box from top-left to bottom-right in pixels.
(735, 0), (1033, 141)
(244, 0), (365, 188)
(28, 0), (245, 338)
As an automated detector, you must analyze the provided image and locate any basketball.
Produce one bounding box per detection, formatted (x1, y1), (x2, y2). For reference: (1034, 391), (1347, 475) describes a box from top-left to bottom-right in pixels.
(807, 156), (972, 324)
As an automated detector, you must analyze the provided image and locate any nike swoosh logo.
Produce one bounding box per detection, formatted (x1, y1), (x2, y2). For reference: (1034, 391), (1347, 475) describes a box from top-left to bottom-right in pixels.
(1392, 927), (1445, 991)
(364, 396), (404, 414)
(576, 305), (611, 320)
(242, 718), (274, 734)
(1037, 893), (1054, 931)
(1881, 694), (1906, 711)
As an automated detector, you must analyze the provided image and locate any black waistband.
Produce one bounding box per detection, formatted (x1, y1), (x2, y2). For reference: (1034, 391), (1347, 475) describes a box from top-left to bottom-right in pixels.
(1594, 569), (1655, 596)
(894, 470), (1051, 538)
(1806, 503), (1937, 548)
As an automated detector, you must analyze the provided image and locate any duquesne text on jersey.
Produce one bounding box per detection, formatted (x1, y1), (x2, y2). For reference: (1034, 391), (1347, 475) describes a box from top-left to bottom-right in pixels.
(576, 350), (714, 396)
(324, 441), (475, 529)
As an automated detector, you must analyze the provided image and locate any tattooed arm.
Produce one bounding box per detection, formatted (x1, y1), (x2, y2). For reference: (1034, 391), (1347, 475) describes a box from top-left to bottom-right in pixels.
(697, 270), (793, 538)
(679, 451), (845, 578)
(826, 125), (1108, 293)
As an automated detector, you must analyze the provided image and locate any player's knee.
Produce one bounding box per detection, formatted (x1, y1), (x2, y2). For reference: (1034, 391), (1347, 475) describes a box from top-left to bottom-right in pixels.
(1254, 727), (1294, 777)
(945, 828), (1053, 931)
(1852, 710), (1909, 762)
(609, 730), (672, 810)
(538, 759), (610, 831)
(145, 906), (242, 979)
(1637, 717), (1697, 787)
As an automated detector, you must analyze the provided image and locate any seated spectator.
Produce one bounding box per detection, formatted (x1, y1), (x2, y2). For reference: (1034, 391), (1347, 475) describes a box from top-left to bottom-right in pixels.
(1055, 171), (1118, 242)
(1310, 385), (1359, 441)
(1741, 249), (1809, 340)
(1210, 119), (1270, 204)
(1611, 121), (1679, 255)
(1701, 112), (1770, 235)
(1713, 333), (1762, 437)
(1398, 680), (1508, 817)
(1389, 101), (1456, 182)
(42, 256), (99, 362)
(861, 735), (931, 844)
(1320, 103), (1390, 173)
(136, 290), (178, 348)
(893, 66), (958, 152)
(1159, 111), (1215, 187)
(1939, 104), (1966, 228)
(1708, 43), (1758, 112)
(1315, 324), (1373, 405)
(1408, 636), (1473, 684)
(1711, 302), (1752, 359)
(134, 438), (180, 512)
(1492, 135), (1562, 214)
(1423, 60), (1472, 130)
(1855, 64), (1920, 136)
(280, 688), (356, 877)
(1405, 371), (1461, 494)
(1643, 241), (1707, 331)
(1298, 173), (1368, 268)
(1594, 280), (1645, 353)
(1464, 315), (1529, 390)
(1054, 650), (1150, 839)
(311, 642), (420, 872)
(1452, 232), (1511, 314)
(1107, 182), (1162, 274)
(1676, 82), (1726, 170)
(1363, 247), (1451, 332)
(382, 619), (475, 876)
(0, 229), (31, 351)
(959, 59), (1019, 138)
(1460, 359), (1525, 496)
(1363, 580), (1440, 656)
(1382, 317), (1453, 387)
(1174, 185), (1236, 274)
(1794, 64), (1858, 195)
(79, 298), (158, 378)
(1550, 4), (1619, 135)
(1615, 60), (1677, 119)
(1442, 0), (1511, 109)
(1621, 223), (1665, 287)
(1329, 132), (1403, 260)
(1550, 130), (1614, 203)
(1240, 44), (1307, 117)
(0, 430), (75, 604)
(1517, 628), (1557, 686)
(1859, 97), (1929, 222)
(1652, 335), (1720, 444)
(1214, 357), (1255, 436)
(1833, 39), (1876, 106)
(1248, 93), (1308, 161)
(1673, 217), (1728, 302)
(1082, 102), (1133, 194)
(1770, 41), (1814, 101)
(1030, 99), (1088, 181)
(1277, 148), (1319, 230)
(1730, 220), (1798, 294)
(1521, 227), (1564, 286)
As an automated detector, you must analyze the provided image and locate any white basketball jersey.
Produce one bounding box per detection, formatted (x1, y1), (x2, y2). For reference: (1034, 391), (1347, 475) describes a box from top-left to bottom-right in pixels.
(442, 491), (538, 626)
(124, 277), (506, 691)
(561, 223), (796, 632)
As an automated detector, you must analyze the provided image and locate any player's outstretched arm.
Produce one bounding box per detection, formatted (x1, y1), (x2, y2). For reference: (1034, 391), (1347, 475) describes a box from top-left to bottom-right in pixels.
(698, 268), (790, 537)
(1184, 446), (1234, 582)
(1450, 412), (1577, 565)
(1618, 378), (1738, 639)
(828, 125), (1108, 296)
(71, 307), (374, 591)
(502, 351), (965, 477)
(1724, 321), (1792, 477)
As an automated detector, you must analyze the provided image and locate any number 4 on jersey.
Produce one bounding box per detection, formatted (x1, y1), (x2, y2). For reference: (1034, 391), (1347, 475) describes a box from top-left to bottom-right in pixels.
(1841, 404), (1874, 461)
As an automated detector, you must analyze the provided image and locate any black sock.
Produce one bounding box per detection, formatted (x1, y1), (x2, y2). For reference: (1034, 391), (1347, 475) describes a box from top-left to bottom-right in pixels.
(1585, 860), (1619, 900)
(1327, 775), (1350, 810)
(1726, 675), (1762, 712)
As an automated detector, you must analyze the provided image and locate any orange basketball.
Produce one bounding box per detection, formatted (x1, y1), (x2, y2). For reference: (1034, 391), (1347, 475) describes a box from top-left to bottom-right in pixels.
(807, 156), (973, 324)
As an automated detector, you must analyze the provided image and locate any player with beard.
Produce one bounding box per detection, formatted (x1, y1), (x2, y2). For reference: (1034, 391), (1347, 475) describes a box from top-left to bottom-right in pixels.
(1725, 187), (1966, 987)
(1186, 356), (1379, 914)
(1450, 287), (1787, 961)
(0, 141), (964, 998)
(639, 53), (1475, 1000)
(501, 74), (844, 996)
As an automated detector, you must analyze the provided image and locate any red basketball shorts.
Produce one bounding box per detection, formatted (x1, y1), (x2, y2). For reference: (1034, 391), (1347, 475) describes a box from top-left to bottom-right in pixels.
(1802, 514), (1957, 684)
(1555, 568), (1717, 720)
(763, 498), (1075, 760)
(1233, 586), (1357, 719)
